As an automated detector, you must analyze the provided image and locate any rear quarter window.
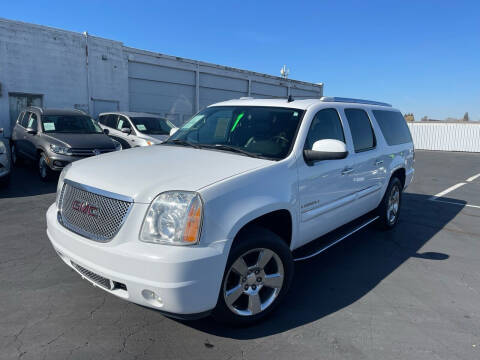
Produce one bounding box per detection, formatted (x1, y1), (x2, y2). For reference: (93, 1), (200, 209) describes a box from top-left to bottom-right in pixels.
(372, 110), (412, 145)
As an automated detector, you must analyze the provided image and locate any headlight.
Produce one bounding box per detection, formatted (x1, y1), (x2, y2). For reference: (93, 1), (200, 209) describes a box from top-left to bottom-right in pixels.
(50, 144), (70, 155)
(140, 191), (203, 245)
(0, 142), (5, 155)
(112, 140), (122, 151)
(56, 163), (72, 207)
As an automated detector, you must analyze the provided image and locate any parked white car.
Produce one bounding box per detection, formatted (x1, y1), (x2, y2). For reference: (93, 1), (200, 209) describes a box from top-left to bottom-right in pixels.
(98, 111), (177, 148)
(0, 128), (11, 186)
(47, 97), (414, 324)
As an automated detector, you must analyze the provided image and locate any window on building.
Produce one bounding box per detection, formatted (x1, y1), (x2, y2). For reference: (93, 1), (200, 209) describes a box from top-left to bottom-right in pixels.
(344, 109), (376, 152)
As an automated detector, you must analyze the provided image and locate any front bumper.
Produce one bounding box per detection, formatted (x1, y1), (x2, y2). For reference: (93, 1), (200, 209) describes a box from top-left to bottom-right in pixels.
(46, 203), (229, 315)
(45, 153), (86, 171)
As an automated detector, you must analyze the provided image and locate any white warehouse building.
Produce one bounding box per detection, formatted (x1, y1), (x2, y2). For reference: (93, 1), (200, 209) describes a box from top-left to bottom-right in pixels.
(0, 18), (323, 137)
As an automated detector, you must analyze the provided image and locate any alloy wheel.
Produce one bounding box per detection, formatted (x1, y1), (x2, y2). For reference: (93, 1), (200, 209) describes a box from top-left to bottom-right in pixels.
(223, 248), (284, 316)
(39, 156), (47, 179)
(387, 185), (400, 224)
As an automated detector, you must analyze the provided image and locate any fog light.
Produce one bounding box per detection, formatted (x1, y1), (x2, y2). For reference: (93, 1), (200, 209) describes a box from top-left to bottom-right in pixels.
(142, 289), (163, 307)
(53, 160), (65, 167)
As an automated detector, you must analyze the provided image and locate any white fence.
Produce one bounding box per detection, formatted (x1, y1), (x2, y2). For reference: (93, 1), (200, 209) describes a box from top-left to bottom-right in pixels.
(408, 122), (480, 152)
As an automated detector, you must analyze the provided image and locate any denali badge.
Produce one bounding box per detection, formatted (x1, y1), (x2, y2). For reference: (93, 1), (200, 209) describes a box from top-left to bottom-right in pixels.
(72, 200), (99, 217)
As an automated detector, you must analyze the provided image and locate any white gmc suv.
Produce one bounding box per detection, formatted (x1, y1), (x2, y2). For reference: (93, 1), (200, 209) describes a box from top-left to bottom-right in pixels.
(46, 97), (414, 325)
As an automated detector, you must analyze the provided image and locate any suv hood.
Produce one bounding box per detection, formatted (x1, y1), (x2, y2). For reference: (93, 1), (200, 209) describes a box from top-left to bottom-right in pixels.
(65, 145), (272, 203)
(44, 133), (115, 149)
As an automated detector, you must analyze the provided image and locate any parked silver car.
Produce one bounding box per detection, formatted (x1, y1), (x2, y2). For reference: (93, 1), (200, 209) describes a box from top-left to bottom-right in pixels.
(98, 112), (178, 148)
(0, 128), (11, 186)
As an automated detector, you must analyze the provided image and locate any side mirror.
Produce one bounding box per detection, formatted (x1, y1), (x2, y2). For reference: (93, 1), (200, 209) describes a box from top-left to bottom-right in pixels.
(303, 139), (348, 163)
(121, 128), (132, 135)
(169, 127), (179, 136)
(26, 127), (37, 135)
(0, 128), (3, 134)
(103, 128), (110, 135)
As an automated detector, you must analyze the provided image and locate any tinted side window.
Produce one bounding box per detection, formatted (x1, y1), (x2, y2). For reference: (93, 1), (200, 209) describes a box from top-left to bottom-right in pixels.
(102, 114), (117, 128)
(116, 116), (131, 130)
(17, 111), (26, 125)
(305, 108), (345, 150)
(28, 113), (39, 129)
(20, 112), (31, 128)
(98, 115), (106, 125)
(372, 110), (412, 145)
(344, 109), (376, 152)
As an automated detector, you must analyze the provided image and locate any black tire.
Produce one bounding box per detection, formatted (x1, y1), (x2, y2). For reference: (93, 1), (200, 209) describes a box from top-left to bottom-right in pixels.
(376, 177), (403, 230)
(38, 152), (54, 181)
(0, 174), (10, 187)
(212, 226), (294, 326)
(10, 143), (21, 167)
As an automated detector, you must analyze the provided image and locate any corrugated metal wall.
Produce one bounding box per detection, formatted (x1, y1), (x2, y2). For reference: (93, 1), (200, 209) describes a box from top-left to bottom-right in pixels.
(126, 49), (323, 126)
(408, 122), (480, 152)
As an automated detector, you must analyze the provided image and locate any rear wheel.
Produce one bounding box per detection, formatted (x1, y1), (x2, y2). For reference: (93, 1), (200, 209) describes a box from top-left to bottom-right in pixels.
(38, 152), (54, 181)
(376, 177), (403, 229)
(212, 227), (293, 325)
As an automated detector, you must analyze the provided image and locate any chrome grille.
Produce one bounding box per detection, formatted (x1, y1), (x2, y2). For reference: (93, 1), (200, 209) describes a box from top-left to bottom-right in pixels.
(71, 261), (112, 290)
(68, 148), (115, 157)
(58, 181), (132, 242)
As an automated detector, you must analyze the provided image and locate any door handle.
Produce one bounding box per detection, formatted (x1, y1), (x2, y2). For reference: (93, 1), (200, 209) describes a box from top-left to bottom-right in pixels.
(375, 159), (384, 166)
(341, 167), (354, 175)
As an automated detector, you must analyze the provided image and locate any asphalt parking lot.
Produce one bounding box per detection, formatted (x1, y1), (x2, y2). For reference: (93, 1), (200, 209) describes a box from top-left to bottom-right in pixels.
(1, 150), (479, 360)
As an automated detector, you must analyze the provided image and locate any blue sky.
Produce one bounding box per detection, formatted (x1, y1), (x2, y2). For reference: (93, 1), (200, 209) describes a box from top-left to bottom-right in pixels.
(1, 0), (479, 120)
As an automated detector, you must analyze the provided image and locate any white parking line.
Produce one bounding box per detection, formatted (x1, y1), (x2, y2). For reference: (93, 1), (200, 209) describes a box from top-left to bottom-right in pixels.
(466, 173), (480, 182)
(432, 199), (480, 209)
(429, 183), (466, 201)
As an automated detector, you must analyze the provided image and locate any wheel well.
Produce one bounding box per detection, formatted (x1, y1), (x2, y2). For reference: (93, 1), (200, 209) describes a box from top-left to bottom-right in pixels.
(235, 210), (292, 248)
(391, 168), (406, 188)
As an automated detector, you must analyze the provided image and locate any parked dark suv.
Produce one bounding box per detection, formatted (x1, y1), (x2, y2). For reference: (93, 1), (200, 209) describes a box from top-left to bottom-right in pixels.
(11, 107), (121, 180)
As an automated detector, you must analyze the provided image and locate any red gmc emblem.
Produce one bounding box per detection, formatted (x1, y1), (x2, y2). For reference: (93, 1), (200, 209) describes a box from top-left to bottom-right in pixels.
(72, 200), (99, 217)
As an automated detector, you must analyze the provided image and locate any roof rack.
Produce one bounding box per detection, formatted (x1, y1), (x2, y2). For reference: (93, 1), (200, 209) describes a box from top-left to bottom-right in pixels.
(28, 106), (44, 114)
(320, 97), (392, 107)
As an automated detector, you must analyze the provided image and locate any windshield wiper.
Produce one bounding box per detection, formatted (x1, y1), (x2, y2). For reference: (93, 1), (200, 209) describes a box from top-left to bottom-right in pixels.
(200, 144), (267, 159)
(164, 139), (201, 149)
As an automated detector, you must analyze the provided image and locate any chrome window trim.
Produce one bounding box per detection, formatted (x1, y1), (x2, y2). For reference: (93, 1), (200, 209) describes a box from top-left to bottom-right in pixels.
(64, 179), (134, 203)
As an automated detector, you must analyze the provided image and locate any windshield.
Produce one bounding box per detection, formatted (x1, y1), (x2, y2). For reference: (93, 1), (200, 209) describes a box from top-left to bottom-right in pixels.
(166, 106), (304, 160)
(131, 117), (174, 135)
(41, 115), (103, 134)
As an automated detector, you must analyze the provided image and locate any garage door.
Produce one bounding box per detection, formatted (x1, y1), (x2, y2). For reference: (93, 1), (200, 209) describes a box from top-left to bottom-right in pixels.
(128, 62), (195, 126)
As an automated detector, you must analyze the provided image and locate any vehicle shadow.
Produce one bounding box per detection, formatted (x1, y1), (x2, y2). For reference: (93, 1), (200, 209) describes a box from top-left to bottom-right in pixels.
(0, 164), (58, 198)
(183, 193), (462, 338)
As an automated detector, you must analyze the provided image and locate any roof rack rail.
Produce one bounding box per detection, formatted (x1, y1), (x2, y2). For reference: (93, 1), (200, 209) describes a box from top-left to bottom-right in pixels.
(320, 97), (392, 107)
(239, 96), (254, 100)
(28, 106), (44, 114)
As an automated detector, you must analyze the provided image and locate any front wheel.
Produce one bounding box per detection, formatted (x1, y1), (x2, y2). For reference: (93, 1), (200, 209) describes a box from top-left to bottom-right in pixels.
(10, 143), (19, 167)
(212, 227), (293, 325)
(38, 152), (54, 181)
(376, 177), (403, 229)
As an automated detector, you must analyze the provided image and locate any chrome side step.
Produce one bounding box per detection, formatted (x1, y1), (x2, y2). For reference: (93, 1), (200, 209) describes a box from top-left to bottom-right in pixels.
(293, 216), (379, 262)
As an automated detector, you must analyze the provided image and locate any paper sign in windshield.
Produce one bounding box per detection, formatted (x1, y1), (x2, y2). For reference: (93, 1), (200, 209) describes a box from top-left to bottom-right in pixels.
(43, 123), (55, 131)
(136, 124), (147, 131)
